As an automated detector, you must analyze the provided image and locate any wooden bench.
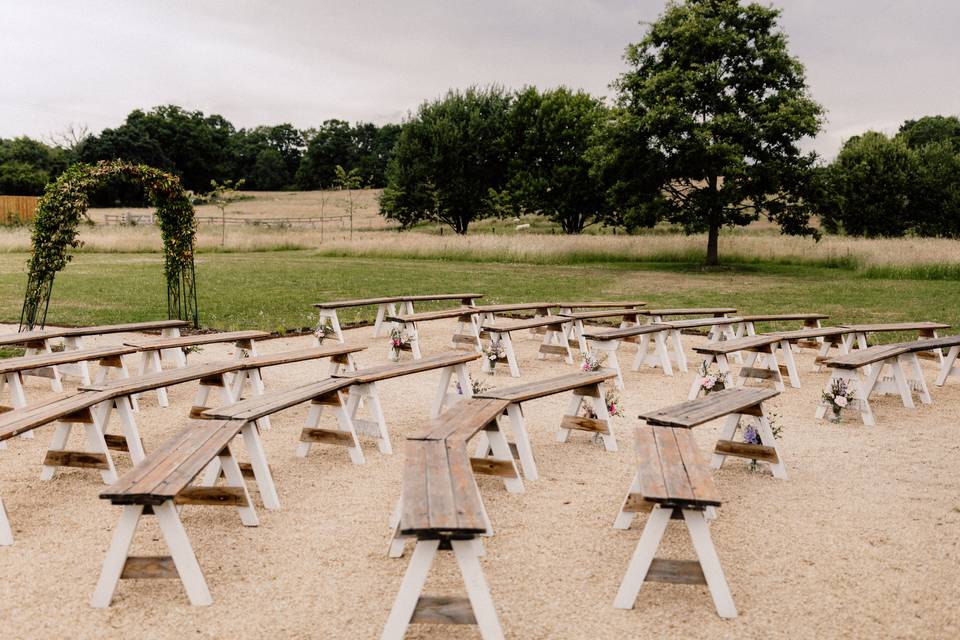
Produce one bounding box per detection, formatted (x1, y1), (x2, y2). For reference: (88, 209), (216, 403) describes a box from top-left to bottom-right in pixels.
(929, 335), (960, 386)
(560, 308), (645, 354)
(626, 388), (785, 487)
(768, 326), (855, 370)
(469, 302), (555, 339)
(382, 400), (511, 639)
(0, 319), (188, 388)
(480, 316), (574, 377)
(841, 322), (951, 363)
(475, 370), (621, 479)
(387, 307), (481, 359)
(581, 323), (676, 385)
(0, 345), (138, 443)
(639, 307), (736, 322)
(689, 334), (800, 400)
(124, 329), (271, 406)
(612, 424), (736, 619)
(734, 313), (828, 338)
(91, 418), (255, 607)
(818, 337), (960, 425)
(646, 317), (741, 374)
(313, 293), (483, 341)
(329, 352), (481, 457)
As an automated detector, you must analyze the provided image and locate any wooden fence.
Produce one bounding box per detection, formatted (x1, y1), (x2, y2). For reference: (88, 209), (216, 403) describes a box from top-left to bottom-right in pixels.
(0, 195), (38, 225)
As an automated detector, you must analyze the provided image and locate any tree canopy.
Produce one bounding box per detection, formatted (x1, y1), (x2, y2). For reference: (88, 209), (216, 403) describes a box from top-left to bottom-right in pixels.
(612, 0), (824, 264)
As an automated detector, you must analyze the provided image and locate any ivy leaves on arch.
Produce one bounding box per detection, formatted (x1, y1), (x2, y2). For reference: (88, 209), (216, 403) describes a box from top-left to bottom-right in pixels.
(20, 160), (199, 329)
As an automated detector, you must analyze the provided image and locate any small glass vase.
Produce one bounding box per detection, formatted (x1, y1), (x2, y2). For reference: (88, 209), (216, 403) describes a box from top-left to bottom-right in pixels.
(388, 348), (400, 362)
(828, 407), (842, 423)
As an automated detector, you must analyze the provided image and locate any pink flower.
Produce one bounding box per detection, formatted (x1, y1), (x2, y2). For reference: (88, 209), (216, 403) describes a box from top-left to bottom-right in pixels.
(835, 396), (848, 408)
(702, 377), (714, 389)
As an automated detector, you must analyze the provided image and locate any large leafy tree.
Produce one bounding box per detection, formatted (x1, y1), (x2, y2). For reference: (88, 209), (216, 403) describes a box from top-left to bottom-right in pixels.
(0, 137), (73, 195)
(613, 0), (824, 264)
(381, 87), (511, 234)
(504, 87), (610, 233)
(897, 115), (960, 151)
(230, 124), (305, 189)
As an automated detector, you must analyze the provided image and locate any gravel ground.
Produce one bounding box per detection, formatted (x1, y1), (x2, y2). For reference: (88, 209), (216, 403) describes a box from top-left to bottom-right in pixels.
(0, 319), (958, 639)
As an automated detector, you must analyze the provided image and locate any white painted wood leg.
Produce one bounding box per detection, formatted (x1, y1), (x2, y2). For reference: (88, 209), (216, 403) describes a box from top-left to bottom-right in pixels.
(6, 373), (34, 439)
(605, 345), (625, 390)
(373, 304), (388, 337)
(335, 399), (365, 465)
(935, 345), (959, 386)
(684, 509), (737, 619)
(154, 500), (213, 606)
(145, 350), (169, 407)
(906, 353), (932, 405)
(710, 414), (741, 471)
(247, 367), (272, 431)
(613, 470), (642, 530)
(242, 421), (280, 510)
(218, 447), (258, 526)
(0, 495), (12, 545)
(631, 334), (650, 372)
(40, 422), (72, 481)
(84, 420), (118, 484)
(889, 357), (915, 409)
(387, 497), (409, 558)
(90, 504), (143, 608)
(407, 322), (422, 360)
(381, 538), (440, 640)
(654, 331), (674, 375)
(613, 505), (672, 609)
(296, 403), (323, 458)
(505, 403), (537, 481)
(484, 425), (524, 493)
(779, 339), (802, 388)
(114, 396), (146, 464)
(556, 393), (581, 443)
(756, 408), (787, 479)
(593, 383), (617, 452)
(502, 333), (520, 378)
(671, 329), (688, 372)
(431, 367), (454, 418)
(452, 538), (505, 640)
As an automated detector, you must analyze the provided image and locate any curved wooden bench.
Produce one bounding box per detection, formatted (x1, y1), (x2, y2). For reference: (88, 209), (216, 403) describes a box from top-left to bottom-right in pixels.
(613, 424), (736, 619)
(581, 323), (676, 383)
(387, 308), (483, 359)
(313, 293), (483, 341)
(480, 316), (574, 377)
(325, 351), (481, 456)
(383, 399), (512, 639)
(91, 418), (255, 608)
(475, 370), (620, 478)
(689, 334), (800, 399)
(0, 319), (188, 389)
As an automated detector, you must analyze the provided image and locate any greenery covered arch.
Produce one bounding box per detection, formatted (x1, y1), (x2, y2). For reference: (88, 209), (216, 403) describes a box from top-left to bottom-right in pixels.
(20, 160), (199, 329)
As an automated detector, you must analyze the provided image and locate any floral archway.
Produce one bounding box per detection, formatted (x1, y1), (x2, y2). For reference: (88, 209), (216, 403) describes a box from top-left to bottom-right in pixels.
(20, 160), (199, 329)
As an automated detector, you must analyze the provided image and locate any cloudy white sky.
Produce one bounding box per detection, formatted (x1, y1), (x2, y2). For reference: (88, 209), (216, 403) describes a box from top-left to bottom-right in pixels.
(1, 1), (957, 158)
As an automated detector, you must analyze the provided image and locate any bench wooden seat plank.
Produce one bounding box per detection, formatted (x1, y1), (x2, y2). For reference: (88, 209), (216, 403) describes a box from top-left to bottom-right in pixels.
(409, 398), (510, 442)
(642, 387), (780, 428)
(401, 293), (483, 303)
(399, 441), (488, 535)
(738, 313), (828, 322)
(559, 309), (644, 321)
(769, 327), (852, 341)
(0, 320), (189, 346)
(312, 296), (402, 309)
(663, 317), (740, 330)
(481, 316), (569, 333)
(475, 370), (617, 403)
(334, 352), (479, 384)
(840, 321), (950, 333)
(0, 391), (112, 441)
(388, 307), (477, 324)
(823, 343), (913, 369)
(556, 301), (646, 310)
(123, 329), (270, 352)
(0, 345), (138, 375)
(582, 323), (673, 341)
(613, 424), (736, 619)
(897, 334), (960, 351)
(693, 334), (782, 355)
(469, 302), (552, 314)
(640, 307), (736, 318)
(202, 378), (353, 421)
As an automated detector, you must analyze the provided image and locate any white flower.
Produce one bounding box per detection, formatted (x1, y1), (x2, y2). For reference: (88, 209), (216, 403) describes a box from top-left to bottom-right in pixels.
(835, 396), (848, 407)
(702, 377), (714, 388)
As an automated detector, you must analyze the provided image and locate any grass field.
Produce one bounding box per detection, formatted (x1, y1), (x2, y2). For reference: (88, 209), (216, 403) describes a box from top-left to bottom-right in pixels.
(2, 250), (958, 341)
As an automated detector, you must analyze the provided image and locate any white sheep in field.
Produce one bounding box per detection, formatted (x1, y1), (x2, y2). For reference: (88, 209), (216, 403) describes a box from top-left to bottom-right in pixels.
(515, 223), (531, 231)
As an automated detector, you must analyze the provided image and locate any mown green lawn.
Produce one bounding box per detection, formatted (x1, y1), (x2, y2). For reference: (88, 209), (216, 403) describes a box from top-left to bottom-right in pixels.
(1, 250), (958, 341)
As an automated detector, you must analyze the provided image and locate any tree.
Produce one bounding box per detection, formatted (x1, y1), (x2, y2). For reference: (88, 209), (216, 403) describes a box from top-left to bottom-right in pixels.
(199, 179), (247, 246)
(820, 132), (916, 237)
(230, 124), (304, 189)
(910, 140), (960, 237)
(613, 0), (824, 264)
(380, 87), (511, 234)
(250, 148), (288, 190)
(504, 87), (610, 233)
(897, 115), (960, 151)
(0, 161), (49, 195)
(334, 165), (363, 239)
(295, 120), (356, 189)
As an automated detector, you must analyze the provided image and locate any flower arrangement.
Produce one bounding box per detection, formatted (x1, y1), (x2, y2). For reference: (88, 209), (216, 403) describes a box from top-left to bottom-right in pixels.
(822, 378), (856, 422)
(582, 390), (624, 419)
(456, 374), (490, 396)
(580, 352), (607, 372)
(698, 361), (726, 395)
(389, 326), (410, 361)
(182, 345), (203, 362)
(482, 339), (505, 373)
(314, 318), (334, 344)
(742, 413), (783, 471)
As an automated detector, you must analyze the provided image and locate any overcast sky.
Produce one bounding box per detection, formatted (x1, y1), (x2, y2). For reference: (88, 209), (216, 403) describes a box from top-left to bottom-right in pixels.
(2, 1), (957, 158)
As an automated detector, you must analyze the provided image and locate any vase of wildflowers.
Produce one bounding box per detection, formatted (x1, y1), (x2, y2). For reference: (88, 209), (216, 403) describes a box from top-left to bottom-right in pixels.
(314, 318), (334, 344)
(389, 326), (409, 361)
(582, 390), (624, 419)
(482, 340), (504, 374)
(822, 378), (855, 423)
(580, 352), (606, 373)
(698, 361), (725, 395)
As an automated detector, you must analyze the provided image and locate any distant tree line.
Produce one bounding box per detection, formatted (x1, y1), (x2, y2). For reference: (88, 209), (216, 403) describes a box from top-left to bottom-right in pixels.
(3, 0), (960, 264)
(0, 105), (401, 204)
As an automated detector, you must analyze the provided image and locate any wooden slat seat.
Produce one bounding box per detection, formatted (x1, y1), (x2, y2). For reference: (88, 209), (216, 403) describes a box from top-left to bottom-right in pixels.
(823, 343), (914, 369)
(476, 370), (617, 403)
(641, 388), (780, 428)
(201, 378), (353, 421)
(0, 391), (111, 442)
(556, 300), (646, 310)
(640, 307), (736, 318)
(400, 293), (483, 303)
(388, 307), (478, 324)
(312, 296), (402, 309)
(481, 316), (569, 333)
(738, 313), (828, 323)
(693, 335), (781, 356)
(408, 398), (510, 442)
(479, 316), (574, 377)
(840, 321), (950, 333)
(0, 320), (189, 347)
(769, 326), (852, 341)
(582, 323), (673, 341)
(123, 329), (270, 352)
(664, 316), (740, 330)
(613, 424), (736, 619)
(469, 302), (553, 314)
(0, 345), (137, 375)
(559, 308), (644, 321)
(898, 334), (960, 352)
(335, 352), (480, 384)
(92, 417), (262, 607)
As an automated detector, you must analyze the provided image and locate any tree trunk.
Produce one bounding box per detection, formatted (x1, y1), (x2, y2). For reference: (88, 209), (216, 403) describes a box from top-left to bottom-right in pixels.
(706, 216), (720, 266)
